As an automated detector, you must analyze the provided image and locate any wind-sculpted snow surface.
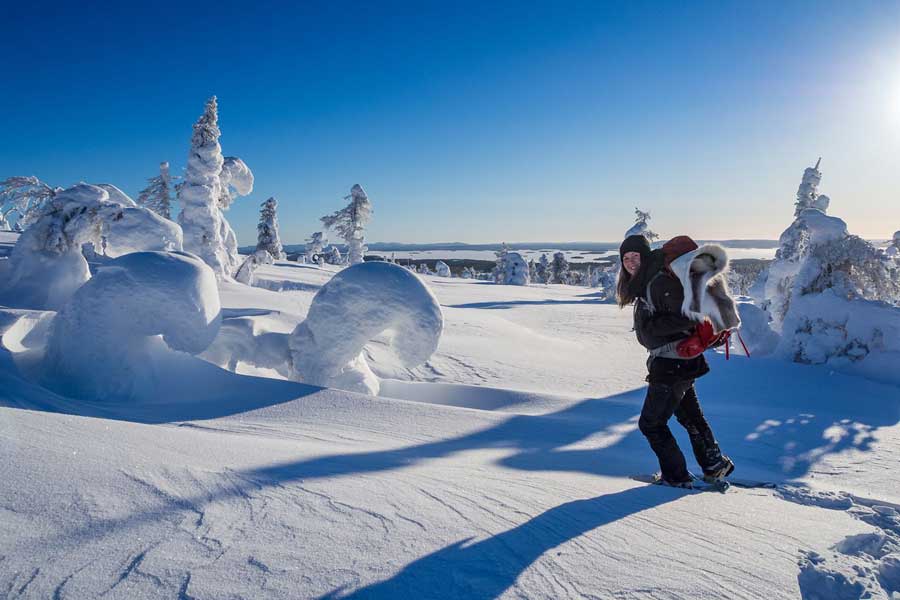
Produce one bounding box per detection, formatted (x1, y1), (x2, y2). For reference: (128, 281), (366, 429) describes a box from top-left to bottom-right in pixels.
(290, 261), (443, 394)
(0, 183), (183, 310)
(43, 251), (221, 399)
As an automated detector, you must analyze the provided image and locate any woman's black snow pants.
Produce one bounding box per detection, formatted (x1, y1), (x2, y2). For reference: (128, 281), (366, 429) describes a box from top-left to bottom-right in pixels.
(638, 379), (722, 482)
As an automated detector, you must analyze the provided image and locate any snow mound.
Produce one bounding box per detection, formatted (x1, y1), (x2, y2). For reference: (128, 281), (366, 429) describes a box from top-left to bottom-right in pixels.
(103, 206), (183, 257)
(43, 251), (221, 399)
(289, 261), (443, 395)
(435, 260), (451, 277)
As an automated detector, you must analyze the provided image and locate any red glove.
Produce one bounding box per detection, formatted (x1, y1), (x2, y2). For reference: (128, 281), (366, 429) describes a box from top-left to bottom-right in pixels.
(675, 321), (717, 359)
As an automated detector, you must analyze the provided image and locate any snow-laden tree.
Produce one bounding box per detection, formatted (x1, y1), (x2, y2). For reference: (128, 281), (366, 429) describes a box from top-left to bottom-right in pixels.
(491, 242), (511, 283)
(324, 244), (343, 265)
(235, 248), (274, 285)
(885, 230), (900, 259)
(624, 207), (659, 242)
(321, 184), (372, 265)
(177, 96), (254, 279)
(551, 251), (570, 284)
(794, 157), (823, 216)
(535, 253), (550, 284)
(0, 183), (182, 310)
(761, 160), (843, 328)
(0, 176), (61, 230)
(498, 252), (529, 285)
(418, 263), (433, 275)
(256, 197), (285, 260)
(460, 266), (474, 279)
(136, 162), (176, 219)
(306, 231), (327, 263)
(434, 260), (451, 277)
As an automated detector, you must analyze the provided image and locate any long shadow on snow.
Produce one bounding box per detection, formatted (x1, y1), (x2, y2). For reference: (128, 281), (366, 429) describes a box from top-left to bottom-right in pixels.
(320, 486), (681, 600)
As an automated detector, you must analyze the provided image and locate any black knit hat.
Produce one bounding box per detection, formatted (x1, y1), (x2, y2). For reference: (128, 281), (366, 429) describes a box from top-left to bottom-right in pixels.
(619, 234), (651, 261)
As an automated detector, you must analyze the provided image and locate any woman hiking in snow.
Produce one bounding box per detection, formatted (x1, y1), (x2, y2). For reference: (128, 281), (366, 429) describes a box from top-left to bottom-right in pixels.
(617, 234), (739, 488)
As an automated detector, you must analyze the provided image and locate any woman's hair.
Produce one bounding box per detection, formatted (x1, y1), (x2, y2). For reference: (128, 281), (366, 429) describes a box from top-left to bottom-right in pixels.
(616, 264), (637, 308)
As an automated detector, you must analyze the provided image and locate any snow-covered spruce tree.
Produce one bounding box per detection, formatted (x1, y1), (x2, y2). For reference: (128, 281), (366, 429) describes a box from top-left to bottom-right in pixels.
(624, 207), (659, 242)
(762, 160), (840, 328)
(460, 266), (474, 279)
(256, 196), (285, 260)
(306, 231), (327, 263)
(177, 96), (254, 279)
(435, 260), (451, 277)
(136, 162), (175, 219)
(551, 251), (570, 284)
(528, 259), (538, 282)
(0, 176), (60, 230)
(321, 184), (372, 265)
(491, 242), (510, 284)
(794, 157), (823, 216)
(536, 253), (550, 284)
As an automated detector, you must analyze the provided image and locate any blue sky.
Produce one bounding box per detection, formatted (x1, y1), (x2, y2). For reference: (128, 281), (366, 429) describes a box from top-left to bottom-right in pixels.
(2, 1), (899, 244)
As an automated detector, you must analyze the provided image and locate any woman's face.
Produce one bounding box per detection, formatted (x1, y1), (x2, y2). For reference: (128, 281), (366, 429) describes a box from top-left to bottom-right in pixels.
(623, 251), (642, 276)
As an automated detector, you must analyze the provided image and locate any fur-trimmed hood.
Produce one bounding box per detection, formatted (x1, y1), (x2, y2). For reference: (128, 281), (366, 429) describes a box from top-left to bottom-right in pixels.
(668, 244), (741, 332)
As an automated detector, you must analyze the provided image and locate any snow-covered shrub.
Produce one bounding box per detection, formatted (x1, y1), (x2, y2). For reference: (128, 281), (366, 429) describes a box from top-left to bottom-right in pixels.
(0, 183), (182, 310)
(43, 251), (221, 399)
(551, 251), (569, 284)
(736, 301), (780, 356)
(779, 290), (900, 381)
(234, 249), (274, 285)
(418, 263), (433, 275)
(289, 261), (443, 395)
(460, 266), (474, 279)
(321, 184), (372, 265)
(178, 96), (254, 279)
(625, 207), (659, 242)
(434, 260), (451, 277)
(0, 176), (60, 230)
(137, 162), (175, 219)
(306, 231), (327, 263)
(491, 242), (510, 283)
(885, 231), (900, 259)
(256, 197), (285, 260)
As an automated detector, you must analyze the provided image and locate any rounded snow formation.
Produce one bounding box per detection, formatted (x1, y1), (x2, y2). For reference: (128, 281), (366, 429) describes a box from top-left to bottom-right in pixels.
(43, 251), (222, 399)
(736, 302), (780, 356)
(103, 207), (183, 257)
(289, 261), (444, 395)
(434, 260), (451, 277)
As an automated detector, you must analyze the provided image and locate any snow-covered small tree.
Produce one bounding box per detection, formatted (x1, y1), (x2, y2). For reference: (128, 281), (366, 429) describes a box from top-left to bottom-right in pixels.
(324, 244), (343, 265)
(460, 266), (474, 279)
(321, 184), (372, 265)
(136, 162), (175, 219)
(625, 207), (659, 242)
(528, 259), (538, 282)
(0, 176), (60, 230)
(256, 197), (285, 260)
(885, 230), (900, 259)
(235, 248), (274, 285)
(794, 157), (822, 216)
(551, 252), (569, 284)
(418, 263), (433, 275)
(435, 260), (451, 277)
(535, 253), (550, 284)
(491, 242), (511, 283)
(306, 231), (327, 263)
(177, 96), (253, 279)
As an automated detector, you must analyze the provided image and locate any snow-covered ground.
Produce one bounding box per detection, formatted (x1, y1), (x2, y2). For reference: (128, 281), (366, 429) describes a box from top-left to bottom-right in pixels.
(3, 255), (900, 599)
(372, 247), (778, 263)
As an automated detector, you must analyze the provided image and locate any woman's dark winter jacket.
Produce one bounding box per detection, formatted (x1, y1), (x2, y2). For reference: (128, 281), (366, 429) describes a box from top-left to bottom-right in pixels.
(632, 250), (709, 384)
